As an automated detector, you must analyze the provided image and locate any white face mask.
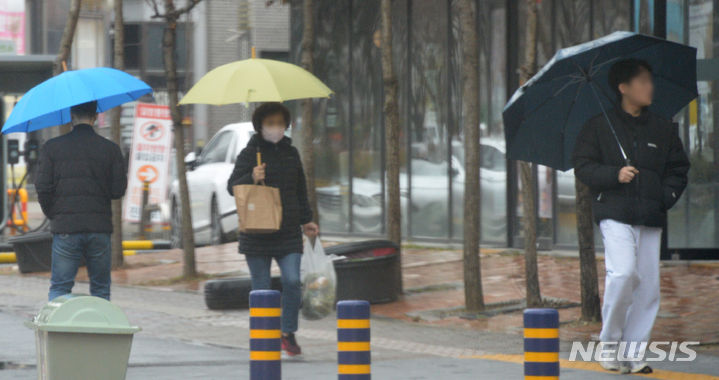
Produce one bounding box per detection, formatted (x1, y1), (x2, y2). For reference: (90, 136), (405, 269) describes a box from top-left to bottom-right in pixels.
(261, 126), (285, 144)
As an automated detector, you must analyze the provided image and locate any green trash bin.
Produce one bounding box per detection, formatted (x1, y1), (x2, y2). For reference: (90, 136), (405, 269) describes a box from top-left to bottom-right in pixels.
(24, 294), (141, 380)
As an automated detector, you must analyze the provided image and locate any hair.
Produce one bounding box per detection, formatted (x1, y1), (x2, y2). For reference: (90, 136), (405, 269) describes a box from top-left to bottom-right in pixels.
(70, 101), (98, 120)
(251, 102), (291, 133)
(607, 58), (653, 101)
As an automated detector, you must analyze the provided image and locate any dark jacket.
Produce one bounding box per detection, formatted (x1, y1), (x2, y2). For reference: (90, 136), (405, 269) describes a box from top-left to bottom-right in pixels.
(35, 124), (128, 234)
(571, 107), (690, 227)
(227, 134), (313, 256)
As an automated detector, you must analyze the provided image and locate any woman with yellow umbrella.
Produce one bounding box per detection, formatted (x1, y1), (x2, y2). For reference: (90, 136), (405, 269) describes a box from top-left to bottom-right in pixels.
(180, 51), (332, 357)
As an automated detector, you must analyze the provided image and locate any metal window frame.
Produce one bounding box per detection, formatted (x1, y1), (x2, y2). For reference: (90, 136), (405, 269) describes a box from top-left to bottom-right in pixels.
(446, 0), (455, 241)
(347, 1), (355, 233)
(505, 0), (519, 248)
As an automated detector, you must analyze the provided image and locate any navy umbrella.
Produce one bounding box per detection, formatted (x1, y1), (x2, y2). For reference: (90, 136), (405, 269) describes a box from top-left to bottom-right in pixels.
(502, 31), (697, 171)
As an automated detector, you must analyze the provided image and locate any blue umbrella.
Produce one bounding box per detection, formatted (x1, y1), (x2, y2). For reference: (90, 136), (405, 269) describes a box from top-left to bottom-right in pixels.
(2, 67), (152, 134)
(502, 31), (697, 171)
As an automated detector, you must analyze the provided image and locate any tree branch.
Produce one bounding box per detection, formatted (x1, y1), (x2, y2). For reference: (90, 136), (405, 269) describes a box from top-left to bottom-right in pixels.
(146, 0), (163, 18)
(146, 0), (201, 19)
(174, 0), (202, 16)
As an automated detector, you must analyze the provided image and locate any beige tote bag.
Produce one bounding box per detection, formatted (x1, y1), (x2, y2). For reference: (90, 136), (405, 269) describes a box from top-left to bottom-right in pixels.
(232, 151), (282, 233)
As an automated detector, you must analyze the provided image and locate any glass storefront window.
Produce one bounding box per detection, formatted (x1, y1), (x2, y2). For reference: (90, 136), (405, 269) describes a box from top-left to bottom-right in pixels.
(350, 0), (385, 234)
(549, 0), (630, 248)
(286, 0), (647, 248)
(291, 0), (351, 233)
(393, 0), (410, 238)
(634, 0), (656, 34)
(668, 0), (719, 248)
(449, 0), (464, 240)
(450, 0), (508, 244)
(408, 0), (451, 239)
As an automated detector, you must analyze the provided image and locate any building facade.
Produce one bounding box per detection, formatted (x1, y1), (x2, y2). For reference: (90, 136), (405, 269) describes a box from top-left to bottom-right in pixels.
(121, 0), (291, 149)
(9, 0), (290, 150)
(289, 0), (719, 255)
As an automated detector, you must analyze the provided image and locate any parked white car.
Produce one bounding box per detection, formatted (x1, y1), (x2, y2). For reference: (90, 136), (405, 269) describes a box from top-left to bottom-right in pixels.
(170, 122), (255, 247)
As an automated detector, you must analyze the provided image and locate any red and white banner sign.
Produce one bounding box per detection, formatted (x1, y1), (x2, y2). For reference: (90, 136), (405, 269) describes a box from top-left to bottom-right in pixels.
(123, 103), (173, 222)
(0, 0), (25, 54)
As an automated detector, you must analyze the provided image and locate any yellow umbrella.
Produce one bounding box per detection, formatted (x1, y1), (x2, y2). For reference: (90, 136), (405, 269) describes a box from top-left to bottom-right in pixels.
(179, 53), (332, 105)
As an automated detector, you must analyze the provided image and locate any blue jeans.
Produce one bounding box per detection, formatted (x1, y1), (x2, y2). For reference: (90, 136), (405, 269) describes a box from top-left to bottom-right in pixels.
(49, 233), (112, 301)
(245, 253), (302, 333)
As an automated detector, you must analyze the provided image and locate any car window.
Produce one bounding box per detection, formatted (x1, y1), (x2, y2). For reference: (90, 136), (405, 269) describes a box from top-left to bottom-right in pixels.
(231, 130), (257, 163)
(200, 131), (233, 165)
(481, 146), (506, 172)
(410, 159), (447, 176)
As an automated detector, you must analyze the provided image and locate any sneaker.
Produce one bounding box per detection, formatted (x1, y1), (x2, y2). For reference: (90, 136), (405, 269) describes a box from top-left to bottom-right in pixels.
(622, 361), (653, 374)
(281, 332), (302, 357)
(599, 359), (622, 372)
(597, 342), (621, 372)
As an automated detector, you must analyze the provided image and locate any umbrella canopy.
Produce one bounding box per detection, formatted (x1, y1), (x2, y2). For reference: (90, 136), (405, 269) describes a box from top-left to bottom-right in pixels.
(2, 67), (152, 134)
(503, 31), (697, 171)
(178, 58), (333, 105)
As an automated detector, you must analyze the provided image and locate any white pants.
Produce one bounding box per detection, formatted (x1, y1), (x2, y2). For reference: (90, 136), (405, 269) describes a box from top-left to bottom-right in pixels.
(598, 219), (662, 359)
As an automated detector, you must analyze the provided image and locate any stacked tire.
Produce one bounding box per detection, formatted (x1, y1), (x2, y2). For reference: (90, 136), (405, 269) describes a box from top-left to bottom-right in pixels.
(204, 276), (282, 310)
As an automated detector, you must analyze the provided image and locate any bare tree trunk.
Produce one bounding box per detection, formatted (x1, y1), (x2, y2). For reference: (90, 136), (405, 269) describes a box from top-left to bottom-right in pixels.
(575, 179), (601, 321)
(154, 0), (201, 278)
(54, 0), (82, 136)
(459, 0), (484, 311)
(381, 0), (402, 293)
(110, 0), (125, 269)
(300, 0), (318, 224)
(519, 0), (541, 308)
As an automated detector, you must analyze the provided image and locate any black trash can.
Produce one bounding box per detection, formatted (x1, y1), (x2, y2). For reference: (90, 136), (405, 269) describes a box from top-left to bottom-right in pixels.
(9, 231), (53, 273)
(325, 240), (401, 304)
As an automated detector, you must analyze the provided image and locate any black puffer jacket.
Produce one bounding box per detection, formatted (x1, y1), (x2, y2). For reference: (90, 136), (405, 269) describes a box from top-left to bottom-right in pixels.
(35, 124), (127, 234)
(572, 107), (690, 227)
(227, 134), (313, 256)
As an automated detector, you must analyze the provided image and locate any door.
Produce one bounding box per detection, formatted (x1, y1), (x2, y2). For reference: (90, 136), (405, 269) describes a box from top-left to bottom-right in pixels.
(187, 130), (235, 244)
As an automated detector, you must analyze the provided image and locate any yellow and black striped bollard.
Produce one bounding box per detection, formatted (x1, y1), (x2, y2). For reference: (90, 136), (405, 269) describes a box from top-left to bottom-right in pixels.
(524, 308), (559, 379)
(250, 289), (281, 380)
(337, 300), (371, 380)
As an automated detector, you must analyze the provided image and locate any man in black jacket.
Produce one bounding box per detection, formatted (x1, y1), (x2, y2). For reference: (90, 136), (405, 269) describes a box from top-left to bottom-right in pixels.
(35, 101), (127, 301)
(572, 59), (690, 374)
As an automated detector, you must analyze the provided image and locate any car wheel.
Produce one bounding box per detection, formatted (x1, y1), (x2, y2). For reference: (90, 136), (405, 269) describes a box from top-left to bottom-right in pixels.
(170, 198), (183, 249)
(210, 196), (223, 246)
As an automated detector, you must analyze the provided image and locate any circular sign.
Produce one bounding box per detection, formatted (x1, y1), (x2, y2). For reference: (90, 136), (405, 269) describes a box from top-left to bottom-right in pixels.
(140, 121), (165, 141)
(137, 164), (159, 183)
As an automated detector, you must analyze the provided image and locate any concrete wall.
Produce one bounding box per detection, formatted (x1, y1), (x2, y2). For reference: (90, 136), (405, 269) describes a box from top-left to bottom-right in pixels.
(203, 0), (246, 142)
(199, 0), (290, 144)
(250, 0), (290, 55)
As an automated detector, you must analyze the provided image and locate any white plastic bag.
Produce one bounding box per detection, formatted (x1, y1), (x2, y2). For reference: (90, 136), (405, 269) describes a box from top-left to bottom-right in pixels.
(300, 235), (336, 320)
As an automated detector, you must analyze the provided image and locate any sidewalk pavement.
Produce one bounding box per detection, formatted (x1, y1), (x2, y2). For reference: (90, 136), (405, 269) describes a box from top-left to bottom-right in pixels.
(1, 274), (718, 379)
(1, 239), (718, 379)
(13, 240), (718, 353)
(1, 314), (660, 380)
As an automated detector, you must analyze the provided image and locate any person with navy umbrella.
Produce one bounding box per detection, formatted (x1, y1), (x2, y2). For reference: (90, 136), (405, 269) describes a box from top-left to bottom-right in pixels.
(572, 59), (690, 374)
(503, 32), (697, 374)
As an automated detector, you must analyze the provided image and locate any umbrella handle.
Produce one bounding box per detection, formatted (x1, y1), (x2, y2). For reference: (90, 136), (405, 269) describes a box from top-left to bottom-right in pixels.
(255, 151), (266, 186)
(588, 82), (630, 165)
